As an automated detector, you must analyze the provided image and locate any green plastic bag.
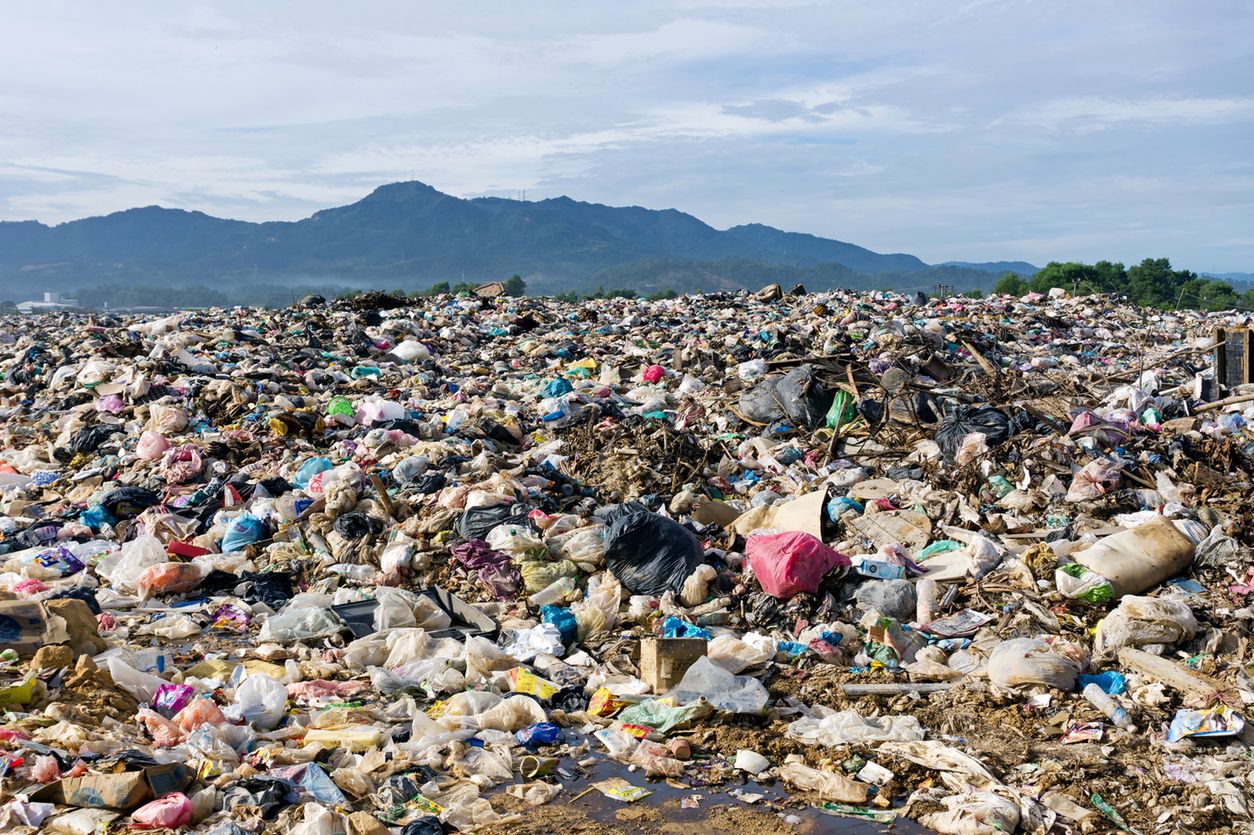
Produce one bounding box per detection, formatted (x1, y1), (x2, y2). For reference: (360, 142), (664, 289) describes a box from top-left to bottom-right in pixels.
(825, 390), (856, 428)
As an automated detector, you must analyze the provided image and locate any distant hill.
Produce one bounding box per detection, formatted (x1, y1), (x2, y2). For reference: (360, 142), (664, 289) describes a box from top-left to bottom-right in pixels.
(940, 260), (1040, 276)
(0, 181), (1033, 301)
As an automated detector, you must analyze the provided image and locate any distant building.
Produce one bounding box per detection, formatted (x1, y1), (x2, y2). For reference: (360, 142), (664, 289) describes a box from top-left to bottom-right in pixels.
(16, 291), (79, 314)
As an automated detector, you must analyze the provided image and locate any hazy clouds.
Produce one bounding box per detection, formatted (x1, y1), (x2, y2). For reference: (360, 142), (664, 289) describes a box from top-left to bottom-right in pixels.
(2, 1), (1252, 269)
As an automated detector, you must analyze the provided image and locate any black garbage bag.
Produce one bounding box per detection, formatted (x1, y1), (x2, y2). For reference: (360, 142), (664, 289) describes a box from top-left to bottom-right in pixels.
(399, 817), (444, 835)
(737, 364), (831, 428)
(409, 472), (447, 494)
(334, 512), (382, 540)
(47, 586), (101, 615)
(603, 510), (703, 596)
(220, 777), (294, 819)
(69, 425), (120, 454)
(934, 405), (1012, 460)
(458, 504), (529, 541)
(100, 486), (161, 519)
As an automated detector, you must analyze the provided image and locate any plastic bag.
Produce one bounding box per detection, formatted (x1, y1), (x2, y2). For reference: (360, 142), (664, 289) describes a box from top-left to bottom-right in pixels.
(745, 531), (849, 599)
(668, 656), (768, 714)
(738, 365), (830, 428)
(707, 634), (773, 673)
(259, 605), (345, 642)
(1055, 563), (1113, 604)
(95, 535), (167, 591)
(289, 803), (346, 835)
(235, 674), (288, 730)
(135, 431), (170, 461)
(603, 509), (703, 596)
(987, 637), (1080, 691)
(778, 758), (868, 803)
(518, 559), (579, 595)
(130, 793), (192, 830)
(786, 707), (924, 746)
(486, 524), (548, 559)
(1065, 459), (1121, 502)
(221, 513), (267, 552)
(1095, 595), (1198, 659)
(935, 406), (1011, 460)
(136, 562), (205, 600)
(174, 697), (228, 732)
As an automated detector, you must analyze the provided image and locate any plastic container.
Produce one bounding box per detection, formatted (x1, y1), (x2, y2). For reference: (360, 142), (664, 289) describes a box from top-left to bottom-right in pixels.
(1074, 516), (1195, 597)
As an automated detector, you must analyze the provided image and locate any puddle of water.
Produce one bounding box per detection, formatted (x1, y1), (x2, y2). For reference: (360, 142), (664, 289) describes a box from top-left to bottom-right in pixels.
(504, 752), (933, 834)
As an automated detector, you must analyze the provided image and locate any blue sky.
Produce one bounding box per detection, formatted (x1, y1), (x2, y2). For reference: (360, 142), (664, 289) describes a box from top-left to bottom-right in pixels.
(2, 1), (1252, 270)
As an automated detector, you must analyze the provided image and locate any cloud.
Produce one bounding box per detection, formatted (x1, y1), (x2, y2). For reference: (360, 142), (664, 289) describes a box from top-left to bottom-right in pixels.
(0, 2), (1251, 271)
(1002, 96), (1254, 133)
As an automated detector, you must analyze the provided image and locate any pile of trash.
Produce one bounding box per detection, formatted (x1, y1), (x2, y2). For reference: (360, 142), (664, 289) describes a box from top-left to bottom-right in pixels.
(1, 287), (1254, 834)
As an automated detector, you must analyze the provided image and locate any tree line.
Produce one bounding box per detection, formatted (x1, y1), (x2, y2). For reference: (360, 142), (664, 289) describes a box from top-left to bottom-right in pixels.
(993, 258), (1250, 311)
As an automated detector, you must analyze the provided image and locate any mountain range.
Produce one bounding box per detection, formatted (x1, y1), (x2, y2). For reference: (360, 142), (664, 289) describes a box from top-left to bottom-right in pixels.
(0, 181), (1037, 301)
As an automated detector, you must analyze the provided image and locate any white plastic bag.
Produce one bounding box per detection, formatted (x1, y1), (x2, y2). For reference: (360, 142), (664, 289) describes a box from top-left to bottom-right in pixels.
(668, 656), (769, 714)
(234, 674), (288, 730)
(1095, 595), (1198, 659)
(786, 707), (924, 746)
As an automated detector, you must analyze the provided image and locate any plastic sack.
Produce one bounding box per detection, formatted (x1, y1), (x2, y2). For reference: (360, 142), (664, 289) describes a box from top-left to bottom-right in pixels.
(130, 793), (192, 830)
(603, 509), (703, 596)
(106, 657), (169, 702)
(476, 694), (549, 732)
(745, 531), (850, 599)
(987, 638), (1080, 691)
(135, 431), (170, 461)
(922, 789), (1021, 835)
(1055, 562), (1113, 604)
(786, 707), (924, 746)
(459, 504), (529, 541)
(548, 525), (606, 570)
(391, 339), (431, 362)
(1095, 595), (1198, 659)
(136, 562), (205, 600)
(235, 674), (288, 730)
(668, 656), (769, 714)
(1074, 516), (1195, 598)
(966, 535), (1006, 579)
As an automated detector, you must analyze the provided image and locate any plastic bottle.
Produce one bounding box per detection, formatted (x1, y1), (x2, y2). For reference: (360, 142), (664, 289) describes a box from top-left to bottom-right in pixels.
(916, 578), (939, 625)
(1083, 682), (1131, 728)
(528, 576), (576, 607)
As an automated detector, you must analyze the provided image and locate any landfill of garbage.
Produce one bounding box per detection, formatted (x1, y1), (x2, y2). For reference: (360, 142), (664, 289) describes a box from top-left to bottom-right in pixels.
(2, 285), (1254, 835)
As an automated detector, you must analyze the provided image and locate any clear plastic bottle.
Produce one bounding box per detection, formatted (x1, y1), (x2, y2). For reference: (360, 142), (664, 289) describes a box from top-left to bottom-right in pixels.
(1083, 682), (1131, 728)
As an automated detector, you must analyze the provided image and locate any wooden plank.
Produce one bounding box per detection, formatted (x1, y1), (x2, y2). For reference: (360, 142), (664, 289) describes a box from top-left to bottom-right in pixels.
(1117, 648), (1235, 699)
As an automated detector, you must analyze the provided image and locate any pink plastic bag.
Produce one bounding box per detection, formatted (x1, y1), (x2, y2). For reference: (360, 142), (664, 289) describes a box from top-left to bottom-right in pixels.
(173, 698), (227, 732)
(130, 792), (192, 829)
(136, 431), (170, 461)
(642, 364), (665, 383)
(137, 708), (187, 747)
(746, 531), (850, 599)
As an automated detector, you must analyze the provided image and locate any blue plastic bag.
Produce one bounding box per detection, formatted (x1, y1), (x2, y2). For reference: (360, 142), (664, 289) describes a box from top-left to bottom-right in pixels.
(80, 504), (117, 532)
(541, 605), (578, 646)
(221, 513), (267, 552)
(515, 721), (561, 749)
(661, 616), (711, 640)
(292, 457), (333, 489)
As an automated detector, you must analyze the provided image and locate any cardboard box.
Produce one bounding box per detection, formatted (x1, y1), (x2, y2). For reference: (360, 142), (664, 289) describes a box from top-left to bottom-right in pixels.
(32, 762), (191, 810)
(638, 637), (707, 693)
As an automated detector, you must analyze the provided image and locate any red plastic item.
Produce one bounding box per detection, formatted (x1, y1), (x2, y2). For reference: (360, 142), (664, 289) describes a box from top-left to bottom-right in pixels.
(745, 531), (850, 599)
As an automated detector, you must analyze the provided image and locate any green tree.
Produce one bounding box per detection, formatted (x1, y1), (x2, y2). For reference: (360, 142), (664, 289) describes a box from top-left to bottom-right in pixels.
(425, 281), (450, 296)
(503, 275), (527, 297)
(993, 273), (1028, 296)
(963, 289), (983, 299)
(647, 288), (678, 300)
